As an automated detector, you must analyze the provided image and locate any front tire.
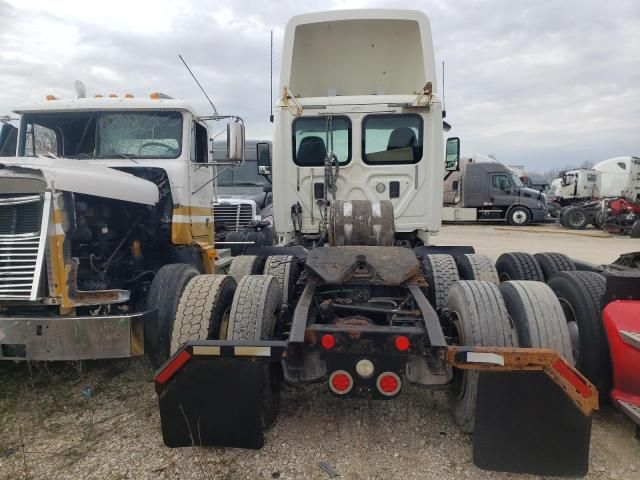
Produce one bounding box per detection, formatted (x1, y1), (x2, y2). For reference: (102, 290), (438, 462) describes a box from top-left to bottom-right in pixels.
(507, 206), (531, 226)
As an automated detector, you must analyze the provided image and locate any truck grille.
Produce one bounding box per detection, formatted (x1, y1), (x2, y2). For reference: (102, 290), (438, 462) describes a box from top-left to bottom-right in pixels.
(0, 193), (50, 300)
(213, 202), (254, 231)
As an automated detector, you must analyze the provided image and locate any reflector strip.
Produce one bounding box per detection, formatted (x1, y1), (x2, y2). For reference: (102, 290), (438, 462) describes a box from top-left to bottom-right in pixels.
(234, 346), (271, 357)
(156, 350), (191, 385)
(552, 359), (591, 399)
(466, 352), (505, 366)
(192, 346), (221, 356)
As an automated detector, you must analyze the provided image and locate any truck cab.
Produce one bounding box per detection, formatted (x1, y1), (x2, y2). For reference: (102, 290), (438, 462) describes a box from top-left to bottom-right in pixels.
(444, 162), (548, 225)
(0, 91), (243, 362)
(211, 140), (273, 239)
(269, 9), (445, 247)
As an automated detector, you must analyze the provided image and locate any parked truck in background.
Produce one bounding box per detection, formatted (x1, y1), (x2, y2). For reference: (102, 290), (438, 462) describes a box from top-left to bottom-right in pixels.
(211, 140), (273, 242)
(0, 89), (245, 366)
(443, 161), (548, 225)
(551, 156), (640, 234)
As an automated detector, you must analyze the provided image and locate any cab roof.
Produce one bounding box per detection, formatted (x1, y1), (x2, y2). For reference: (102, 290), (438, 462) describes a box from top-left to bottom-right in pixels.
(13, 96), (199, 115)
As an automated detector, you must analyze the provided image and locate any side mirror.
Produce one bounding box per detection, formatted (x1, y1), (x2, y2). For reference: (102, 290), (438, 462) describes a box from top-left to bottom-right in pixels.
(0, 123), (18, 156)
(445, 137), (460, 171)
(226, 122), (244, 162)
(256, 141), (272, 176)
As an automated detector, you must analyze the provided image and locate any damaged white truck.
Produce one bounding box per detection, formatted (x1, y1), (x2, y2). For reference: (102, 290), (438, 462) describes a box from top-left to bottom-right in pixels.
(0, 92), (244, 366)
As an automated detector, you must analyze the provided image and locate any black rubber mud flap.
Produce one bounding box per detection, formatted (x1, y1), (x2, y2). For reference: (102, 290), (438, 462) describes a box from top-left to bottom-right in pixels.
(158, 357), (274, 449)
(473, 371), (591, 477)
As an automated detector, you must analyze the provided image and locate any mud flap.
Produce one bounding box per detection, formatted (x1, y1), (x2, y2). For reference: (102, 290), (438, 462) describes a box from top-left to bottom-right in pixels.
(158, 356), (277, 449)
(473, 371), (591, 476)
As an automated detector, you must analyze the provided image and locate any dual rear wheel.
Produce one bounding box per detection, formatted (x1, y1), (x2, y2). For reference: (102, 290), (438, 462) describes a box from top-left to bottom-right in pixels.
(447, 279), (573, 433)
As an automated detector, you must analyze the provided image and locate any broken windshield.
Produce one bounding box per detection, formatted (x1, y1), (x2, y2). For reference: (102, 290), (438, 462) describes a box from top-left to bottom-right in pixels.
(20, 111), (183, 159)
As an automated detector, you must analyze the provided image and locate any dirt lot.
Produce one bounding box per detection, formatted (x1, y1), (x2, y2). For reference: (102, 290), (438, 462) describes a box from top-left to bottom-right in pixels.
(1, 224), (639, 480)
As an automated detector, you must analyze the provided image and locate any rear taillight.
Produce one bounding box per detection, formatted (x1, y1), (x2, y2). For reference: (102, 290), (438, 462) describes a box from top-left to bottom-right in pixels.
(329, 370), (353, 394)
(394, 335), (410, 352)
(156, 350), (192, 385)
(321, 334), (336, 349)
(376, 372), (401, 396)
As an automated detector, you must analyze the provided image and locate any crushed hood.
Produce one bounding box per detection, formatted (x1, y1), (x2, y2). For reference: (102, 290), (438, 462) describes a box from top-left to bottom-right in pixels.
(0, 156), (159, 205)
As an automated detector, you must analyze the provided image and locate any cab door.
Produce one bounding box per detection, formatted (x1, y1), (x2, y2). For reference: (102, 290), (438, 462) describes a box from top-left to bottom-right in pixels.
(490, 173), (514, 207)
(187, 120), (215, 248)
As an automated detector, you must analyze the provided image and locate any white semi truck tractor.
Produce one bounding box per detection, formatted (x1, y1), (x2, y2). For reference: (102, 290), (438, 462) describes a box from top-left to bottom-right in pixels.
(155, 10), (600, 477)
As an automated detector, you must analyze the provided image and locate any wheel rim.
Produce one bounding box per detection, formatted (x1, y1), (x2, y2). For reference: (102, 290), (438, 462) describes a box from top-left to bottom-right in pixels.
(558, 297), (580, 361)
(568, 211), (586, 228)
(512, 210), (528, 224)
(449, 312), (467, 400)
(218, 307), (231, 339)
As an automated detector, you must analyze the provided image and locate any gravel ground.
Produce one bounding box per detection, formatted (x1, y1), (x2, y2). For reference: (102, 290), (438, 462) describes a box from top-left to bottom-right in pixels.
(1, 224), (639, 479)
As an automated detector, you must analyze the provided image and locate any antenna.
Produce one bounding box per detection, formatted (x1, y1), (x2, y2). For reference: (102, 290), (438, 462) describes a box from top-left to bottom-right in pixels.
(442, 61), (446, 117)
(269, 30), (274, 123)
(178, 54), (218, 116)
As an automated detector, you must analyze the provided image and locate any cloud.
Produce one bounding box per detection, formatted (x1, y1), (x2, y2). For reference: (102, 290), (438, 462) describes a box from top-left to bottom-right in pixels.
(1, 0), (638, 172)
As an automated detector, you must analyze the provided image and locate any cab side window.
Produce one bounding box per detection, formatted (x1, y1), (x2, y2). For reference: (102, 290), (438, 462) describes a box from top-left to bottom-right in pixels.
(191, 122), (208, 163)
(492, 174), (511, 190)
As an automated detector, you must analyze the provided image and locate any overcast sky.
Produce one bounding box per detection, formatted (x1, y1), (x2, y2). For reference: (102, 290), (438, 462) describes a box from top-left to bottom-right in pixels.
(1, 0), (638, 171)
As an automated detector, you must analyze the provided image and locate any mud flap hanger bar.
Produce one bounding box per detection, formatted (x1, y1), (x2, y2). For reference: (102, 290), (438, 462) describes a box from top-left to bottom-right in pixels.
(450, 346), (598, 477)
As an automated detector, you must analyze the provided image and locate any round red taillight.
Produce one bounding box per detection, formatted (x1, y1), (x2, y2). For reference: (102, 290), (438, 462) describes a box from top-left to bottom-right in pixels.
(321, 334), (336, 349)
(394, 335), (410, 352)
(376, 372), (401, 396)
(329, 370), (353, 394)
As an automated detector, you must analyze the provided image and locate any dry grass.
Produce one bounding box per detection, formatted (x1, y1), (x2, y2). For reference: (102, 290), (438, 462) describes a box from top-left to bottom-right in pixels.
(1, 357), (638, 480)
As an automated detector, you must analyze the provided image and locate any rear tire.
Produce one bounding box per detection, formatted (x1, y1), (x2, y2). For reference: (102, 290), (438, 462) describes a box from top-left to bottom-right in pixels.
(228, 255), (264, 283)
(456, 254), (499, 283)
(225, 230), (248, 256)
(533, 252), (576, 281)
(499, 281), (573, 364)
(228, 275), (282, 341)
(631, 219), (640, 238)
(145, 263), (200, 369)
(447, 281), (518, 433)
(421, 254), (460, 310)
(227, 275), (282, 427)
(263, 255), (299, 305)
(170, 275), (236, 353)
(495, 252), (544, 282)
(562, 206), (589, 229)
(546, 271), (610, 392)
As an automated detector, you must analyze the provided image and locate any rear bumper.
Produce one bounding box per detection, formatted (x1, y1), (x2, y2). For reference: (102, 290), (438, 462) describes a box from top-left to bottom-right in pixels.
(0, 309), (155, 361)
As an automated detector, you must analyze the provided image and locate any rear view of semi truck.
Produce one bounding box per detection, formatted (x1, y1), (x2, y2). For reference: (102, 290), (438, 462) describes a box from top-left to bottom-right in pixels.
(154, 10), (598, 476)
